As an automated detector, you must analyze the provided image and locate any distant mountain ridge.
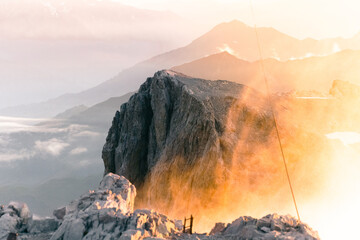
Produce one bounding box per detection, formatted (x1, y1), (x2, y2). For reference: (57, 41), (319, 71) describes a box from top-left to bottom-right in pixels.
(2, 20), (360, 117)
(0, 0), (192, 110)
(172, 49), (360, 93)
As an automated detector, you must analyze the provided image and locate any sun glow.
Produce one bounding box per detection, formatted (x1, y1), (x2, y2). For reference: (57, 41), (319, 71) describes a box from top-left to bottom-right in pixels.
(134, 79), (360, 239)
(300, 136), (360, 239)
(326, 132), (360, 146)
(217, 44), (237, 56)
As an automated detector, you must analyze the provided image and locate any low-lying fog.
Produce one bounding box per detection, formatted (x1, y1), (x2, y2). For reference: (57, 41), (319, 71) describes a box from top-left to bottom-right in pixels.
(0, 116), (105, 216)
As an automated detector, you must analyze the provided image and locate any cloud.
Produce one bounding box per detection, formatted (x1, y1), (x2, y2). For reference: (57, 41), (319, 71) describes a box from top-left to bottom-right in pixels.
(70, 147), (88, 155)
(34, 138), (70, 156)
(73, 130), (101, 138)
(0, 116), (49, 133)
(0, 117), (90, 135)
(0, 136), (8, 147)
(0, 149), (35, 162)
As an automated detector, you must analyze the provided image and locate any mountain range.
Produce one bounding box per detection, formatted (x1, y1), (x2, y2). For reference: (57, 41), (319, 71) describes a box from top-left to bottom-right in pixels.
(0, 0), (194, 109)
(2, 20), (360, 117)
(172, 49), (360, 93)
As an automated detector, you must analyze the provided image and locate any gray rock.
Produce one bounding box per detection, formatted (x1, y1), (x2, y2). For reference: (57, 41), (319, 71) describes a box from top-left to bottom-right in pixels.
(172, 214), (319, 240)
(0, 174), (319, 240)
(17, 232), (53, 240)
(0, 213), (18, 239)
(102, 70), (273, 214)
(256, 217), (271, 229)
(0, 202), (60, 239)
(209, 222), (226, 235)
(119, 230), (143, 240)
(50, 173), (182, 240)
(0, 202), (32, 238)
(28, 217), (59, 234)
(53, 207), (66, 220)
(63, 219), (85, 240)
(260, 226), (271, 233)
(7, 202), (30, 222)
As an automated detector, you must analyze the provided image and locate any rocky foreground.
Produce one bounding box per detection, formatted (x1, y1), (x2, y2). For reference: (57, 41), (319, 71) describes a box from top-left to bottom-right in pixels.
(0, 173), (319, 240)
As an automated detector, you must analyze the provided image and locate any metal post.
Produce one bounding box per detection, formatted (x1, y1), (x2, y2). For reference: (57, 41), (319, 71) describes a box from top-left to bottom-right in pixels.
(183, 217), (186, 233)
(190, 215), (193, 234)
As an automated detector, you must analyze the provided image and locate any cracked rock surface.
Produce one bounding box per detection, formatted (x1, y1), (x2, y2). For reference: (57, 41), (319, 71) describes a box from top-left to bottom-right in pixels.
(0, 173), (319, 240)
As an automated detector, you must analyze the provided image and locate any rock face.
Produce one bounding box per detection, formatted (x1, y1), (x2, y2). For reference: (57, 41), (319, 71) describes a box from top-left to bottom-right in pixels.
(0, 174), (182, 240)
(0, 173), (320, 240)
(50, 173), (182, 240)
(102, 70), (278, 214)
(101, 70), (330, 235)
(175, 214), (319, 240)
(103, 70), (270, 182)
(213, 214), (319, 240)
(0, 201), (58, 240)
(0, 202), (31, 239)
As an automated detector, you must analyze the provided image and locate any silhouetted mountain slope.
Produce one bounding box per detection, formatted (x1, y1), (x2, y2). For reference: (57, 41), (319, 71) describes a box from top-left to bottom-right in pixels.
(69, 92), (134, 128)
(173, 49), (360, 93)
(3, 20), (359, 117)
(55, 105), (88, 119)
(0, 0), (192, 110)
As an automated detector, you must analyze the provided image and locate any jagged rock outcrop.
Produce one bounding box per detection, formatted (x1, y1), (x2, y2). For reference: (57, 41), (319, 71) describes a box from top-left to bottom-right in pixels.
(50, 173), (319, 239)
(212, 214), (319, 240)
(103, 70), (271, 181)
(0, 174), (182, 240)
(0, 173), (320, 240)
(101, 70), (330, 234)
(0, 201), (58, 240)
(50, 173), (182, 240)
(0, 202), (31, 239)
(174, 214), (319, 240)
(102, 70), (277, 213)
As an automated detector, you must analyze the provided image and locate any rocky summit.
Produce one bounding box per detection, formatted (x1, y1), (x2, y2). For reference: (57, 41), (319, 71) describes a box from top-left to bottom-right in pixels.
(101, 70), (328, 237)
(103, 70), (271, 183)
(49, 173), (182, 240)
(0, 173), (183, 240)
(0, 173), (319, 240)
(102, 70), (280, 215)
(175, 214), (320, 240)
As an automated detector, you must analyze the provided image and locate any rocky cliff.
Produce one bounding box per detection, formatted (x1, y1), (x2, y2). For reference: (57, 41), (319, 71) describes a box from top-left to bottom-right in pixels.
(102, 70), (330, 229)
(102, 70), (273, 185)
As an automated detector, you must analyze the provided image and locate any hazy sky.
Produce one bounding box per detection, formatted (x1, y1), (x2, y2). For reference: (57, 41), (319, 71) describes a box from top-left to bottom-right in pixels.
(117, 0), (360, 39)
(0, 0), (195, 109)
(1, 0), (359, 110)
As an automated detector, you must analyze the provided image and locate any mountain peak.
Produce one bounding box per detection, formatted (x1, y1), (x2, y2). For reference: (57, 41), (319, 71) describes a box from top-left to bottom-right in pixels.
(216, 50), (237, 57)
(224, 19), (249, 26)
(212, 19), (250, 31)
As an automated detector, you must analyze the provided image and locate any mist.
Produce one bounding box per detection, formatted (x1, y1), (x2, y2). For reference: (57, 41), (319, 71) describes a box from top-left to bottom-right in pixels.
(0, 0), (199, 109)
(1, 1), (360, 239)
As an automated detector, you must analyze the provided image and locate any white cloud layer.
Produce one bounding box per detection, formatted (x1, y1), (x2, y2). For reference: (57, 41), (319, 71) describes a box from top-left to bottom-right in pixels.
(70, 147), (88, 155)
(35, 138), (70, 156)
(0, 151), (34, 162)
